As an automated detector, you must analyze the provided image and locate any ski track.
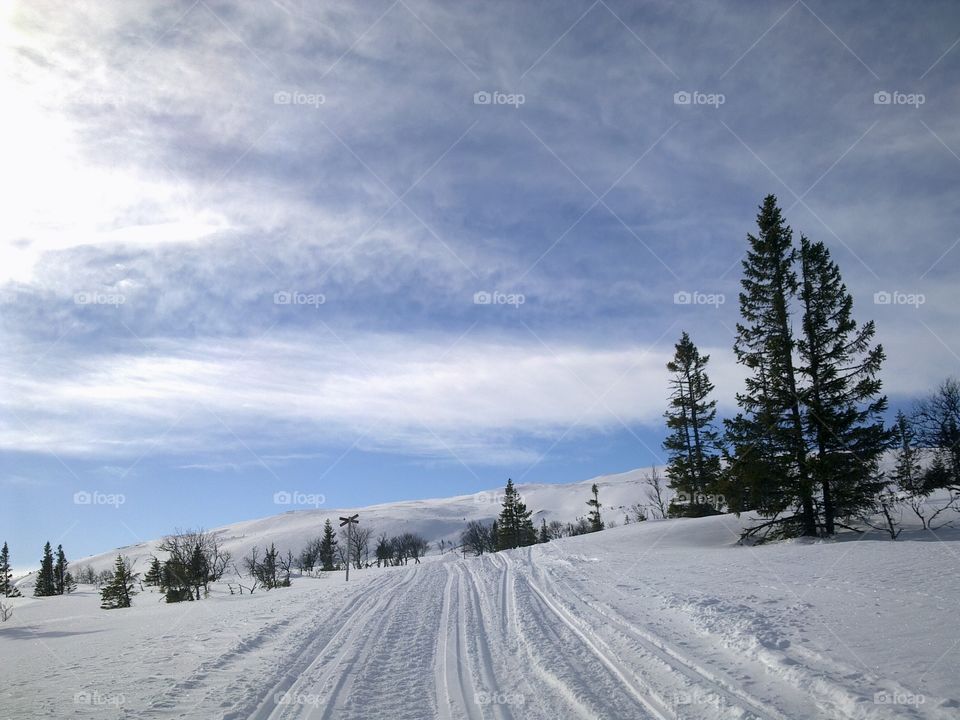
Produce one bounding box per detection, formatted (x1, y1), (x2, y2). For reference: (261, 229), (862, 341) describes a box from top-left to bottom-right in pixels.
(119, 545), (946, 720)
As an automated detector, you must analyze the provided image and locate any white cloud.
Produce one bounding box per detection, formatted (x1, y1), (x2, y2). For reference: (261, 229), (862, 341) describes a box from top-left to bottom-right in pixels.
(0, 332), (744, 464)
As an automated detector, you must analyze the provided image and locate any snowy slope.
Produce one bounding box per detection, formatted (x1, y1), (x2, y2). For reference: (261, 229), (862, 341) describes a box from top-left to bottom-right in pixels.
(2, 512), (958, 719)
(63, 468), (666, 576)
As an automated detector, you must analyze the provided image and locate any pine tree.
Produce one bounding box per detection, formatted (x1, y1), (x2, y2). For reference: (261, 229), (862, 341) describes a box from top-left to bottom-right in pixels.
(496, 479), (536, 550)
(100, 555), (137, 609)
(143, 556), (163, 588)
(319, 519), (339, 571)
(891, 411), (923, 494)
(538, 519), (549, 543)
(725, 195), (816, 538)
(797, 237), (890, 532)
(0, 542), (11, 597)
(586, 484), (604, 531)
(663, 332), (723, 517)
(53, 545), (69, 595)
(188, 543), (209, 600)
(34, 542), (56, 597)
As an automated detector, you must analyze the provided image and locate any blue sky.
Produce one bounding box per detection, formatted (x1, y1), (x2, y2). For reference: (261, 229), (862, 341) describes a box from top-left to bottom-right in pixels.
(2, 0), (958, 564)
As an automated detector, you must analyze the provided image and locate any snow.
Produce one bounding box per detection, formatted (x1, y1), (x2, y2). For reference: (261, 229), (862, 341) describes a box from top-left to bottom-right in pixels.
(2, 475), (959, 719)
(43, 468), (664, 578)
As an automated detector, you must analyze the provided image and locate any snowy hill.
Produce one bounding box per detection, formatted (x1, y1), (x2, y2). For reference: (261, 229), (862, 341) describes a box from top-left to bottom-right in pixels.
(71, 467), (667, 574)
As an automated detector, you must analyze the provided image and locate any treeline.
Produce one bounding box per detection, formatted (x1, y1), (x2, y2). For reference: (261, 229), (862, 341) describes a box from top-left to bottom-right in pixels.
(460, 478), (611, 556)
(0, 540), (75, 600)
(660, 195), (959, 540)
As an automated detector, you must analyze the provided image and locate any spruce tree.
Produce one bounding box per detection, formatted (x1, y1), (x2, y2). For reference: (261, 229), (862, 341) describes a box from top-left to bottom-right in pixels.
(663, 332), (723, 517)
(797, 237), (890, 532)
(586, 484), (604, 531)
(496, 479), (536, 550)
(34, 542), (56, 597)
(0, 542), (11, 597)
(725, 195), (816, 537)
(100, 555), (137, 609)
(319, 519), (339, 571)
(53, 545), (69, 595)
(538, 519), (549, 543)
(188, 543), (209, 600)
(891, 412), (924, 494)
(143, 557), (163, 588)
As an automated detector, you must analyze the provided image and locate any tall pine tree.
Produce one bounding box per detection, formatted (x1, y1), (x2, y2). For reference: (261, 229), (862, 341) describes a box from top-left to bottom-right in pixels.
(890, 411), (923, 494)
(586, 484), (604, 531)
(797, 237), (890, 533)
(663, 331), (723, 517)
(318, 519), (339, 571)
(33, 542), (56, 597)
(0, 542), (12, 597)
(725, 195), (817, 538)
(53, 545), (70, 595)
(496, 479), (536, 550)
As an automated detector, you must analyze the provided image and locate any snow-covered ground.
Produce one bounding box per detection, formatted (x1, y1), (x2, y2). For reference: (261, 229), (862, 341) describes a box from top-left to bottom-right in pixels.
(3, 507), (958, 719)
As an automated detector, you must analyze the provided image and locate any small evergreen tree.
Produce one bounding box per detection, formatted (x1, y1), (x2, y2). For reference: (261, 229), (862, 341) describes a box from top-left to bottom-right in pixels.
(538, 519), (549, 543)
(99, 555), (137, 609)
(319, 519), (339, 571)
(663, 332), (723, 517)
(34, 542), (56, 597)
(143, 557), (163, 588)
(53, 545), (69, 595)
(0, 542), (12, 597)
(586, 484), (604, 531)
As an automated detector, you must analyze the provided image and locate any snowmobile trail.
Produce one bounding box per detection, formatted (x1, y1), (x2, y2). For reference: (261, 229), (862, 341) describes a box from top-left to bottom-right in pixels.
(234, 547), (922, 720)
(20, 526), (952, 720)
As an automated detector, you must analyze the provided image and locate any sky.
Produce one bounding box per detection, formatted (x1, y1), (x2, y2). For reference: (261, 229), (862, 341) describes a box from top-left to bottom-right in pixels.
(1, 0), (958, 565)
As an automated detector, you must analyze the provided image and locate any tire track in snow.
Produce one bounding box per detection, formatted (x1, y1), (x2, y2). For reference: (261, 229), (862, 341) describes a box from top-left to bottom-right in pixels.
(247, 568), (418, 720)
(302, 564), (445, 720)
(525, 547), (784, 720)
(143, 572), (398, 719)
(501, 551), (669, 720)
(460, 560), (515, 720)
(434, 564), (483, 720)
(534, 555), (789, 720)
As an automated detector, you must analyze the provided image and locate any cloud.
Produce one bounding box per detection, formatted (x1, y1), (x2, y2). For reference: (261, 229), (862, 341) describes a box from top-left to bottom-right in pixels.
(0, 331), (745, 464)
(2, 0), (959, 473)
